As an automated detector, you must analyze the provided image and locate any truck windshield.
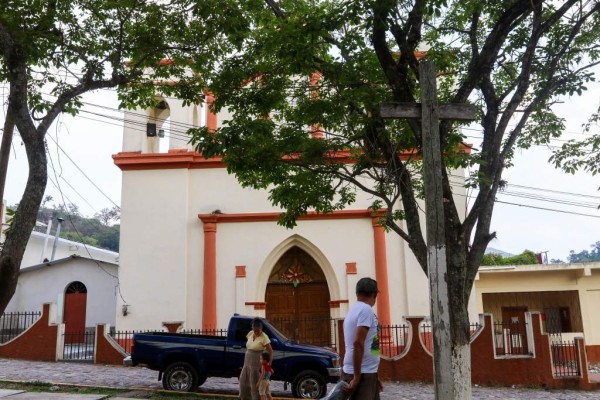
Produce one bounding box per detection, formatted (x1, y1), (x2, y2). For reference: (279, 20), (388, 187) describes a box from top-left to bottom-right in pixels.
(264, 320), (289, 342)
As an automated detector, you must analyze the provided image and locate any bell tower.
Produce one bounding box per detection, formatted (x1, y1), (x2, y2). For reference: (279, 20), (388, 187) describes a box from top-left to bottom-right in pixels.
(121, 95), (208, 153)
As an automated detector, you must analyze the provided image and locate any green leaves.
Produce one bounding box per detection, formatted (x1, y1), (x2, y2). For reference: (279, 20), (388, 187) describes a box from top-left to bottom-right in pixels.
(2, 208), (16, 238)
(187, 0), (600, 250)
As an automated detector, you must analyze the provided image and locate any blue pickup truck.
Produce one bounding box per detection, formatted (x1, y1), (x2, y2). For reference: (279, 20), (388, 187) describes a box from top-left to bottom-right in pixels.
(125, 314), (341, 398)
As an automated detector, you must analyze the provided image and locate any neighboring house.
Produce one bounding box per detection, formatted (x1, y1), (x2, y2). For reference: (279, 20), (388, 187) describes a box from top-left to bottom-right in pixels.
(5, 255), (119, 330)
(474, 261), (600, 363)
(1, 207), (119, 331)
(112, 95), (474, 337)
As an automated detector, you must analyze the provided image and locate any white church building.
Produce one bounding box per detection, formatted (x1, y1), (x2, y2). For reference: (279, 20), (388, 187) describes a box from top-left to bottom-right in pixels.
(112, 94), (473, 337)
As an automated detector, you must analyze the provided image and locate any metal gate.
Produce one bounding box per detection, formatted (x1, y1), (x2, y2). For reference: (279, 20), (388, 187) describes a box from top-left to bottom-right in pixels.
(61, 331), (95, 361)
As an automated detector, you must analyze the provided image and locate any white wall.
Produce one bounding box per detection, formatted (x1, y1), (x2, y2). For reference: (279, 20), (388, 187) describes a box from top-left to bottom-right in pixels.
(116, 169), (190, 330)
(115, 165), (437, 330)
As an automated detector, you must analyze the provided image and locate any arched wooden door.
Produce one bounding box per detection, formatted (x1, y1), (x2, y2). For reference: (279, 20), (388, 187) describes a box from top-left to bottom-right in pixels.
(265, 247), (331, 346)
(63, 281), (87, 344)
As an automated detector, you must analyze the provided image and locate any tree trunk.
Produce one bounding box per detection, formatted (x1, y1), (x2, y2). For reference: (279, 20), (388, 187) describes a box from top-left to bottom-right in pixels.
(0, 122), (47, 315)
(445, 242), (472, 399)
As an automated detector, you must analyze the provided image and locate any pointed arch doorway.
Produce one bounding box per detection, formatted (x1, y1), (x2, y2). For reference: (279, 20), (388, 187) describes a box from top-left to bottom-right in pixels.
(266, 246), (332, 346)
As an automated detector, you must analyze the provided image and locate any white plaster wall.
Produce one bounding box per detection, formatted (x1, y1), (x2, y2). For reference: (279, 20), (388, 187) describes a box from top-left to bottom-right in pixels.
(116, 169), (190, 330)
(122, 108), (146, 152)
(212, 218), (377, 329)
(117, 165), (436, 329)
(122, 97), (203, 154)
(5, 259), (118, 326)
(385, 230), (410, 323)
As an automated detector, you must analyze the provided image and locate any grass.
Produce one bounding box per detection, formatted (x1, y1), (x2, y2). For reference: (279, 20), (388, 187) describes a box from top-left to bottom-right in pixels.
(0, 381), (235, 400)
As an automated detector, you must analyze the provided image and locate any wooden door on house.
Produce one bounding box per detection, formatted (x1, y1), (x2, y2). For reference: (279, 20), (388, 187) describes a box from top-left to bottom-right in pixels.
(63, 281), (87, 344)
(501, 306), (529, 354)
(265, 247), (331, 346)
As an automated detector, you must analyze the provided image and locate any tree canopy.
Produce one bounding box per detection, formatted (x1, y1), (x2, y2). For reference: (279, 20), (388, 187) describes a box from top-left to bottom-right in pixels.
(189, 1), (600, 396)
(192, 0), (600, 276)
(567, 241), (600, 263)
(481, 250), (539, 266)
(0, 0), (250, 316)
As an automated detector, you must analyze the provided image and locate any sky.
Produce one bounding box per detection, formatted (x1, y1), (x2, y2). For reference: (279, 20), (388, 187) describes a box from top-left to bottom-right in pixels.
(1, 84), (599, 262)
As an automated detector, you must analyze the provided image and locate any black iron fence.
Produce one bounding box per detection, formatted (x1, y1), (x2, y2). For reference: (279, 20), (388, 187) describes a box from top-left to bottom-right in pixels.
(0, 311), (41, 344)
(379, 324), (409, 357)
(62, 331), (95, 361)
(418, 322), (482, 353)
(267, 317), (337, 349)
(109, 329), (157, 354)
(180, 328), (228, 337)
(493, 321), (530, 355)
(550, 336), (581, 377)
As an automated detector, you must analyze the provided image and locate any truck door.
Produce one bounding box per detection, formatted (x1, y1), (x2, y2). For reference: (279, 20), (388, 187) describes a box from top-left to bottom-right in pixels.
(226, 318), (252, 375)
(262, 325), (286, 381)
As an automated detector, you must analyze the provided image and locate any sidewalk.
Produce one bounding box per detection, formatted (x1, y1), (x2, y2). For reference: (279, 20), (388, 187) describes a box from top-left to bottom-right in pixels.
(0, 358), (599, 399)
(0, 390), (116, 400)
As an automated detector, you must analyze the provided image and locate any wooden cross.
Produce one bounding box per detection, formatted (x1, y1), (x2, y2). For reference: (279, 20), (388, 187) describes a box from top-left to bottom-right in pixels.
(380, 61), (476, 399)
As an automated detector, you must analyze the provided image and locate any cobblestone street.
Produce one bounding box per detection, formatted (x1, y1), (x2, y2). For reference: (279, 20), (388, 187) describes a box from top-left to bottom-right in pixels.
(0, 359), (599, 399)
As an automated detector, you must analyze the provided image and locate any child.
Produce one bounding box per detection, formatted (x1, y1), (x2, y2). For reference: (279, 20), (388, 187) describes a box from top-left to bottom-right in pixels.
(256, 351), (274, 400)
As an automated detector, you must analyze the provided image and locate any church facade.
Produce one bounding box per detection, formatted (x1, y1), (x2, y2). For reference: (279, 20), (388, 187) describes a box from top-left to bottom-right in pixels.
(112, 95), (472, 336)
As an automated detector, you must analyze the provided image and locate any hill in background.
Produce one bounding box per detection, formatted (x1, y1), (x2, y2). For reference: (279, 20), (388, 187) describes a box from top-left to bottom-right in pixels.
(30, 197), (120, 252)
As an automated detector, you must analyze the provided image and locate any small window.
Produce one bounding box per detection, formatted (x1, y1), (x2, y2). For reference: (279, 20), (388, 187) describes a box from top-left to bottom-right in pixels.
(65, 281), (87, 294)
(233, 319), (252, 342)
(544, 307), (571, 333)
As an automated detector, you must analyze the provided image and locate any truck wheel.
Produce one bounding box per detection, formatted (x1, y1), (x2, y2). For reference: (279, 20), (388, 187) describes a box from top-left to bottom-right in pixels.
(162, 362), (198, 392)
(292, 370), (327, 399)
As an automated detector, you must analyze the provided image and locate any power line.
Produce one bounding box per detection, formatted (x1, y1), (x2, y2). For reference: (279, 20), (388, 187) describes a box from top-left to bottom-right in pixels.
(46, 146), (127, 303)
(506, 183), (600, 200)
(494, 200), (600, 219)
(449, 172), (600, 201)
(46, 133), (121, 209)
(34, 89), (600, 217)
(65, 108), (600, 215)
(446, 185), (600, 218)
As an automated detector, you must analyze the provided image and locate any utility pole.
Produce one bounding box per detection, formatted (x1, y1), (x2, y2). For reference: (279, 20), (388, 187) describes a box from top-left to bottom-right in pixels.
(380, 61), (476, 399)
(50, 217), (64, 261)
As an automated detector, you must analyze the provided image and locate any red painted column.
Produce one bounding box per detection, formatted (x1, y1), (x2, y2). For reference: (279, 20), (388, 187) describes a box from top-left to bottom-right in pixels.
(372, 217), (391, 327)
(205, 91), (218, 132)
(202, 216), (218, 329)
(310, 72), (324, 138)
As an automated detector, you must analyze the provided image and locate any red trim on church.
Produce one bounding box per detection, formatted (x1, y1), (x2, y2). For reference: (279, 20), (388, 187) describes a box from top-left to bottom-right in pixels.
(235, 265), (247, 278)
(328, 300), (349, 309)
(198, 209), (382, 223)
(245, 302), (267, 310)
(198, 209), (392, 329)
(345, 262), (357, 275)
(113, 147), (473, 171)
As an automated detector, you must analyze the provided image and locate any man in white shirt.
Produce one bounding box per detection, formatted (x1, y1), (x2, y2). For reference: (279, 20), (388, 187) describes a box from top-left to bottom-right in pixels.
(342, 277), (382, 399)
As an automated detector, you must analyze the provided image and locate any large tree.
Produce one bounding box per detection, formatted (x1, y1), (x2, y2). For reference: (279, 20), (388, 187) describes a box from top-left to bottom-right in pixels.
(190, 0), (600, 398)
(0, 0), (248, 316)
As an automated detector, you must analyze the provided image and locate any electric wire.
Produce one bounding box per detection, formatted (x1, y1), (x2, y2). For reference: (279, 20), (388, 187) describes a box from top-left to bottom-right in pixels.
(65, 104), (600, 216)
(40, 109), (600, 219)
(6, 86), (600, 221)
(46, 144), (127, 303)
(46, 133), (121, 209)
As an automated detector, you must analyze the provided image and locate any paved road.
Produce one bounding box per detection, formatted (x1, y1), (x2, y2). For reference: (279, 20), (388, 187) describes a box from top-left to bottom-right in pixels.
(0, 359), (598, 399)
